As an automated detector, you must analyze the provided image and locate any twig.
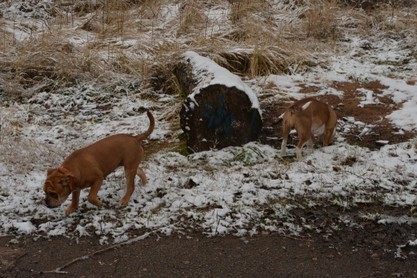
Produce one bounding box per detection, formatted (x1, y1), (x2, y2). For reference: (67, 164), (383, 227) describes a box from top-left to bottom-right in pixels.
(33, 232), (151, 275)
(280, 233), (313, 242)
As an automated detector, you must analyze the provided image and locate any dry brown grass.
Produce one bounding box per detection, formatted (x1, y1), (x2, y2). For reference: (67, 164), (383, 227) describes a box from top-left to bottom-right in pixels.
(334, 2), (417, 37)
(177, 1), (209, 35)
(0, 20), (15, 54)
(213, 43), (315, 77)
(229, 0), (270, 24)
(340, 0), (414, 10)
(0, 0), (416, 101)
(303, 0), (340, 41)
(4, 33), (103, 94)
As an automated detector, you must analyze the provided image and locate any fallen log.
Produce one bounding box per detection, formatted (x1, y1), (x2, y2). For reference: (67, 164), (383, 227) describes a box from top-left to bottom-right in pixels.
(177, 51), (262, 153)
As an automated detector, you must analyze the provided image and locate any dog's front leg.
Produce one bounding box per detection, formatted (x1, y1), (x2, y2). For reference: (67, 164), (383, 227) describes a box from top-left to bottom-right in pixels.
(66, 190), (80, 215)
(306, 138), (314, 155)
(88, 179), (103, 207)
(281, 122), (291, 157)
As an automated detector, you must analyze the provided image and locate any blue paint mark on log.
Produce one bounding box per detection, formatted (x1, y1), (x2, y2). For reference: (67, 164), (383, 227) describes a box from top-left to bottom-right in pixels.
(202, 96), (235, 135)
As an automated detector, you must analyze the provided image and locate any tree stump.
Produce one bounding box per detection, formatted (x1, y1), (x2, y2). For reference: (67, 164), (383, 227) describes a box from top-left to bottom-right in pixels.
(177, 51), (262, 153)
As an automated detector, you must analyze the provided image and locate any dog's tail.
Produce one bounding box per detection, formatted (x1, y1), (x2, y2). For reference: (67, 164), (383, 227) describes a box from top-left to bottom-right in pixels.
(135, 110), (155, 142)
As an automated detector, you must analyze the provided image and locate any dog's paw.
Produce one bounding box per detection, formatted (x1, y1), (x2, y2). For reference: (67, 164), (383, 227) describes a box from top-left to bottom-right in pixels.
(88, 197), (103, 207)
(65, 206), (76, 215)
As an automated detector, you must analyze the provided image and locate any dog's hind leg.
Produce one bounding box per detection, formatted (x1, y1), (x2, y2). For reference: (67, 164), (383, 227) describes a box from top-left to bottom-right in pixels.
(136, 166), (147, 186)
(323, 127), (335, 146)
(119, 166), (138, 206)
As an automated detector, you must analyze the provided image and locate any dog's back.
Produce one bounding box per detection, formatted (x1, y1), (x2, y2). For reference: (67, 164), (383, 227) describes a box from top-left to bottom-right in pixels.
(64, 111), (155, 180)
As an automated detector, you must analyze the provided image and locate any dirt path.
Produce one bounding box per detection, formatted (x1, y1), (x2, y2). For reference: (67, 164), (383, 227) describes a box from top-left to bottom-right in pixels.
(1, 228), (416, 278)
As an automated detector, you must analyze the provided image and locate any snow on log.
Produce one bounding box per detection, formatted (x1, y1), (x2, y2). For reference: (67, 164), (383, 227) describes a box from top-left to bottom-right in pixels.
(178, 51), (262, 153)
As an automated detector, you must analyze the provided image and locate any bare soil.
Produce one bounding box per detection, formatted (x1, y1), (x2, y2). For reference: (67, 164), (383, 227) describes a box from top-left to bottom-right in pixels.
(1, 221), (417, 278)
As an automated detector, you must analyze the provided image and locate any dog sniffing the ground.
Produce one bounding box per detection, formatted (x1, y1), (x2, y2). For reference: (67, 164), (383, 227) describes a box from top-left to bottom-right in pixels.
(280, 98), (337, 160)
(43, 110), (155, 215)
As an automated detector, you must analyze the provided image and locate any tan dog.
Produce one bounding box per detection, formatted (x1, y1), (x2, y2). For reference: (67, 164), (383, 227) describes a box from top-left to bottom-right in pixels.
(280, 98), (337, 160)
(43, 111), (155, 215)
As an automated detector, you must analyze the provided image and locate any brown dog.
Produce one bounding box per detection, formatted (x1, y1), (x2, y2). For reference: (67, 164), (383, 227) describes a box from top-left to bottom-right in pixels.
(280, 98), (337, 160)
(43, 110), (155, 215)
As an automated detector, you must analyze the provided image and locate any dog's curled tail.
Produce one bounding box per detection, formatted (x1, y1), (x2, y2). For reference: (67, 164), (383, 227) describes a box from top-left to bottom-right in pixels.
(135, 110), (155, 142)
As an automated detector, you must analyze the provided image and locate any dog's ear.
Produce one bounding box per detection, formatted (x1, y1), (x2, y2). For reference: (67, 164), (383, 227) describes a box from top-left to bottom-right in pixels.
(290, 105), (304, 114)
(58, 166), (74, 176)
(63, 172), (76, 192)
(47, 168), (56, 176)
(64, 172), (75, 179)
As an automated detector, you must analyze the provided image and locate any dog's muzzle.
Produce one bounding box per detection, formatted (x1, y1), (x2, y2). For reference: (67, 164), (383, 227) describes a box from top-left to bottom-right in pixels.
(44, 198), (59, 209)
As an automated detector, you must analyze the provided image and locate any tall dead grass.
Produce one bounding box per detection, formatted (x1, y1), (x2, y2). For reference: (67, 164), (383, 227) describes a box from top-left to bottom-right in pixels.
(229, 0), (270, 24)
(177, 1), (209, 35)
(4, 33), (104, 96)
(333, 0), (417, 37)
(303, 0), (340, 41)
(0, 20), (15, 54)
(1, 0), (416, 100)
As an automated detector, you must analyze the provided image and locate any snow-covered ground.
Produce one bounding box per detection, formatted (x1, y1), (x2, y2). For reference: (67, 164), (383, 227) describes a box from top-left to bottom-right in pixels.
(1, 1), (417, 249)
